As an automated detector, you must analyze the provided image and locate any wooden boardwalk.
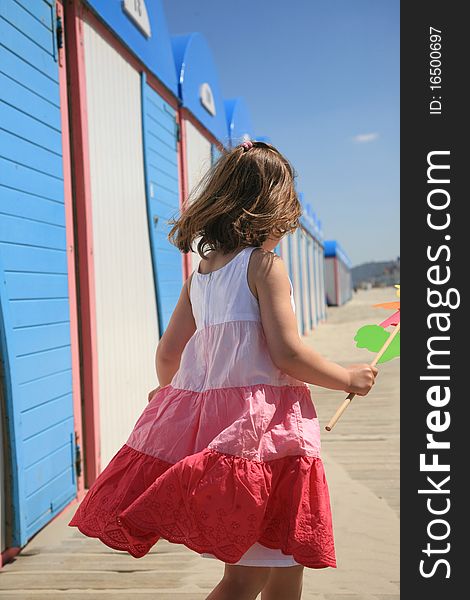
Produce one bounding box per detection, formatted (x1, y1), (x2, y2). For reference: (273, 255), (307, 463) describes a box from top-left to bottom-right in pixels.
(0, 288), (399, 599)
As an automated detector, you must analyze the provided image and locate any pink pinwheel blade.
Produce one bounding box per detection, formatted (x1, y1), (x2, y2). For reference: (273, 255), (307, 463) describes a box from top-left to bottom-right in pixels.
(379, 310), (400, 328)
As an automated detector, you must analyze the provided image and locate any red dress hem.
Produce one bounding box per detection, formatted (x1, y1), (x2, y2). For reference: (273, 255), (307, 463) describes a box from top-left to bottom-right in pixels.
(68, 444), (337, 569)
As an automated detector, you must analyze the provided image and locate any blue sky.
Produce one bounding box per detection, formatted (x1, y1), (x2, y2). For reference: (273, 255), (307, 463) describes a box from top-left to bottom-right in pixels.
(163, 0), (399, 267)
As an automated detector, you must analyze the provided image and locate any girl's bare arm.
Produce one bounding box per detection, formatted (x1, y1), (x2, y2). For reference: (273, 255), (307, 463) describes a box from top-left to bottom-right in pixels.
(253, 249), (371, 393)
(155, 274), (197, 386)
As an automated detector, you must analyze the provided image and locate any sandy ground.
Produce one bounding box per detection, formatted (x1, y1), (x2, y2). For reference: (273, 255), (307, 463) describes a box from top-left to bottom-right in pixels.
(0, 288), (400, 599)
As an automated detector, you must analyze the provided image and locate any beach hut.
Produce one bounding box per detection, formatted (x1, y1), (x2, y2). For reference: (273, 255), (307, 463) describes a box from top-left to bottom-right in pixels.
(324, 240), (353, 306)
(314, 216), (327, 321)
(305, 207), (327, 326)
(225, 97), (254, 148)
(171, 33), (228, 277)
(274, 194), (326, 336)
(0, 0), (78, 556)
(64, 0), (182, 480)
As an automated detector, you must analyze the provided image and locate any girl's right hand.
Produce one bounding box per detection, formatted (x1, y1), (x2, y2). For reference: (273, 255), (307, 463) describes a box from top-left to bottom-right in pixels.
(345, 364), (378, 396)
(148, 386), (161, 403)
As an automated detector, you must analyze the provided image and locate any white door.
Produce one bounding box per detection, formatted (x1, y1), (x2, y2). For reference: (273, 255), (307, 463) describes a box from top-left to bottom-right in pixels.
(291, 231), (303, 334)
(185, 121), (213, 272)
(302, 230), (312, 333)
(83, 21), (160, 467)
(307, 235), (317, 330)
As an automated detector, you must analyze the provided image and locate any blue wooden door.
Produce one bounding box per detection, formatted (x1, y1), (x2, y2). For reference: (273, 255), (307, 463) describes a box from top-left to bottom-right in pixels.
(141, 74), (182, 334)
(0, 0), (76, 547)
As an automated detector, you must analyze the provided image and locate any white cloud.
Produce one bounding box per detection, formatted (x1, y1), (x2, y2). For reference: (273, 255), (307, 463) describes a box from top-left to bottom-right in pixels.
(352, 132), (379, 143)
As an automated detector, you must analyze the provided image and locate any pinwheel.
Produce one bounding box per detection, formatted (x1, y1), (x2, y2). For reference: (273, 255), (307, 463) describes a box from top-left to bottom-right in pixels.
(326, 285), (400, 431)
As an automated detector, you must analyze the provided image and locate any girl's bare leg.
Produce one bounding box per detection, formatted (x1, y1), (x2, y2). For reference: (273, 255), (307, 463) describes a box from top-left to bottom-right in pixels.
(205, 563), (272, 600)
(260, 565), (305, 600)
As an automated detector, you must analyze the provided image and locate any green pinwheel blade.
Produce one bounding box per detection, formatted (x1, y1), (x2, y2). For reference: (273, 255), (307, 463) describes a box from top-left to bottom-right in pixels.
(354, 324), (400, 364)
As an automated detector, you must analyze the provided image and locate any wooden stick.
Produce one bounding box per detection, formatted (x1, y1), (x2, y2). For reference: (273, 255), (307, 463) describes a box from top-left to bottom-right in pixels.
(325, 322), (400, 432)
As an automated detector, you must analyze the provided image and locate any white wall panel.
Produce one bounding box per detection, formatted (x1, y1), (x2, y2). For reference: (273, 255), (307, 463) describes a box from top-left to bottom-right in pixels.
(319, 243), (327, 318)
(291, 231), (303, 334)
(307, 237), (317, 329)
(324, 258), (337, 306)
(84, 22), (159, 467)
(300, 229), (311, 333)
(185, 121), (212, 273)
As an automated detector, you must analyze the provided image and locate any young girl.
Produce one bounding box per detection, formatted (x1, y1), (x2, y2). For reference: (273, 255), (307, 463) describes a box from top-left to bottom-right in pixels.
(68, 140), (377, 600)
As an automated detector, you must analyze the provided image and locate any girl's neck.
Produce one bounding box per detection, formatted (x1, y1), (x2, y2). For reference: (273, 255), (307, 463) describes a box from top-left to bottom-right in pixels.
(200, 246), (248, 271)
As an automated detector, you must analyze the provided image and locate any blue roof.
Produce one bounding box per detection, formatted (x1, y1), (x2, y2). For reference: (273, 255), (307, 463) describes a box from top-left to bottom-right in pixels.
(299, 196), (323, 242)
(324, 240), (352, 268)
(83, 0), (177, 96)
(224, 97), (254, 148)
(172, 33), (228, 143)
(255, 135), (272, 144)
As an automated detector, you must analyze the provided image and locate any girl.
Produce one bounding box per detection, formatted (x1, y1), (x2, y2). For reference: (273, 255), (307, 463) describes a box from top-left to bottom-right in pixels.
(69, 140), (377, 600)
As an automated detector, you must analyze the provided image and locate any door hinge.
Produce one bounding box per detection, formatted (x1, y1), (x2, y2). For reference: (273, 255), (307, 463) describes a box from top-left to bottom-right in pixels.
(53, 3), (64, 66)
(74, 431), (82, 479)
(56, 15), (64, 51)
(175, 122), (180, 143)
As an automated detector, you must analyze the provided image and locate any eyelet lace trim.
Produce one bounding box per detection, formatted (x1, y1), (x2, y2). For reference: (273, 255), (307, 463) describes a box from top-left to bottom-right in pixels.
(68, 444), (336, 569)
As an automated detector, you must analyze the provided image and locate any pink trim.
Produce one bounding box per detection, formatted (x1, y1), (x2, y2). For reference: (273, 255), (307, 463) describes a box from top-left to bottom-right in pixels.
(181, 107), (224, 149)
(2, 4), (86, 565)
(1, 546), (20, 569)
(65, 0), (101, 482)
(178, 115), (192, 279)
(65, 1), (183, 483)
(174, 110), (186, 283)
(310, 240), (317, 330)
(334, 257), (340, 306)
(57, 0), (85, 496)
(178, 111), (224, 279)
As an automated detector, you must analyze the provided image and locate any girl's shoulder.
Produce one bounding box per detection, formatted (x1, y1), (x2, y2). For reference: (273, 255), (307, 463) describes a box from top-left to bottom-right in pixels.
(248, 248), (288, 297)
(249, 247), (284, 272)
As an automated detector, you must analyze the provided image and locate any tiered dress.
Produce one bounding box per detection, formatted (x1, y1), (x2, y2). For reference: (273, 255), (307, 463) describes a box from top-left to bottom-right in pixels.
(68, 245), (337, 569)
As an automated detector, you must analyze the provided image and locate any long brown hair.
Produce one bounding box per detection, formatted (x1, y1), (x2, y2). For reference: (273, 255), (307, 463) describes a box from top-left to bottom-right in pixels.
(167, 141), (302, 259)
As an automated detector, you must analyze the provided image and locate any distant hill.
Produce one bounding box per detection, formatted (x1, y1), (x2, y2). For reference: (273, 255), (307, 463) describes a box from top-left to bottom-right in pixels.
(352, 259), (400, 287)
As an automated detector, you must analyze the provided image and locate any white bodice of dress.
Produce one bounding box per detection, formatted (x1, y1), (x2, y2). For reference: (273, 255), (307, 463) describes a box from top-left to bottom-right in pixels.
(171, 246), (307, 393)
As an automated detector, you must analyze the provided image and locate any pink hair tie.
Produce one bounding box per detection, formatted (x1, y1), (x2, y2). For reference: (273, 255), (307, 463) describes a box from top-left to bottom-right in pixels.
(241, 140), (253, 151)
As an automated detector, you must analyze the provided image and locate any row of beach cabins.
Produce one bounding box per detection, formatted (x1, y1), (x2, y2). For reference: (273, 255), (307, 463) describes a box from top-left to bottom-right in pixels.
(0, 0), (352, 565)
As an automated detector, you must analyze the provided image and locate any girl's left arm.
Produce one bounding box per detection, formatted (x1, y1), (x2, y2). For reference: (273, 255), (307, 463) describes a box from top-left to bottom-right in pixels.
(155, 274), (196, 386)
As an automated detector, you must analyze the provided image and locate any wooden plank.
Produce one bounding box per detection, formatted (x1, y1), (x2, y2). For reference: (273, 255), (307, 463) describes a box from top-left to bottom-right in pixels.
(0, 157), (64, 202)
(25, 443), (74, 497)
(22, 394), (73, 441)
(0, 127), (63, 180)
(19, 368), (73, 414)
(0, 570), (198, 590)
(0, 1), (53, 56)
(25, 465), (75, 529)
(23, 420), (73, 469)
(14, 320), (71, 356)
(16, 345), (72, 386)
(8, 296), (70, 331)
(5, 271), (68, 300)
(0, 243), (67, 276)
(0, 211), (66, 251)
(0, 72), (61, 131)
(0, 105), (63, 163)
(0, 42), (59, 103)
(14, 0), (54, 31)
